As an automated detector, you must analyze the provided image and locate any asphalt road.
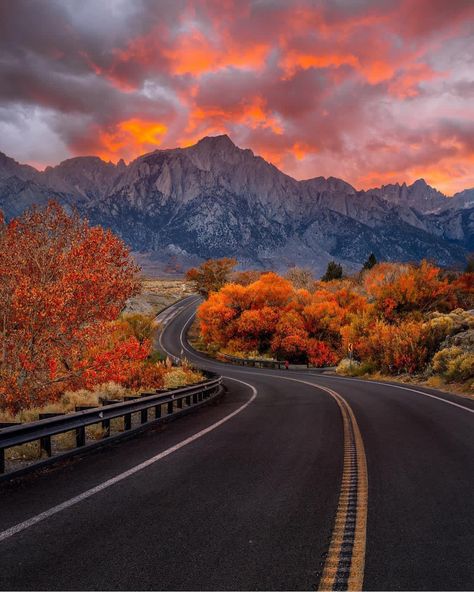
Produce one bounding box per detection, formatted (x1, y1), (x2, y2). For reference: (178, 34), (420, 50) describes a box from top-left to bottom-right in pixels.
(0, 297), (473, 590)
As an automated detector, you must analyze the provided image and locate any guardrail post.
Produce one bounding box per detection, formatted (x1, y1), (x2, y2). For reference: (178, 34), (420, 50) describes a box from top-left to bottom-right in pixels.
(192, 392), (198, 404)
(141, 409), (148, 424)
(76, 425), (86, 447)
(102, 418), (111, 437)
(154, 405), (161, 419)
(124, 413), (132, 430)
(100, 399), (122, 435)
(177, 397), (183, 409)
(167, 400), (173, 415)
(39, 413), (65, 456)
(0, 448), (4, 473)
(40, 435), (52, 457)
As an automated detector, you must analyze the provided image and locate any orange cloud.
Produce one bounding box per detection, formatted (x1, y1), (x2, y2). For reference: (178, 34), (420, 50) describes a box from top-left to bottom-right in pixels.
(281, 51), (360, 77)
(388, 63), (443, 98)
(164, 30), (270, 75)
(182, 96), (283, 144)
(355, 155), (474, 195)
(97, 118), (168, 161)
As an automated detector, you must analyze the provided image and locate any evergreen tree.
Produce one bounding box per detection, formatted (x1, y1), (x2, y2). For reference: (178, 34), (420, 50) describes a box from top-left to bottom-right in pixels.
(321, 261), (343, 282)
(465, 254), (474, 273)
(363, 253), (377, 270)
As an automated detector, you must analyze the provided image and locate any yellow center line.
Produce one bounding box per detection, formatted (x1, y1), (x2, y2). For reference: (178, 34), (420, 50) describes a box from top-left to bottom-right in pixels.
(317, 388), (368, 592)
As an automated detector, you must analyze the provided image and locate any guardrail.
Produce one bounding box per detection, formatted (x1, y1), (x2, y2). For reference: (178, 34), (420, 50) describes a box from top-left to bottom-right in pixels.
(220, 354), (288, 369)
(0, 373), (223, 481)
(220, 353), (332, 371)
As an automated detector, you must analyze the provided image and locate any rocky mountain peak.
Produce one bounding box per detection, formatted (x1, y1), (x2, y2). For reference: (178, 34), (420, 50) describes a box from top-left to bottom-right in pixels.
(0, 136), (471, 274)
(0, 151), (38, 181)
(195, 134), (236, 151)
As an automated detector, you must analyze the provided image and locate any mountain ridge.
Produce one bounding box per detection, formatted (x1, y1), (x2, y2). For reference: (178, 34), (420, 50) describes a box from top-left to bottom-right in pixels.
(0, 135), (472, 274)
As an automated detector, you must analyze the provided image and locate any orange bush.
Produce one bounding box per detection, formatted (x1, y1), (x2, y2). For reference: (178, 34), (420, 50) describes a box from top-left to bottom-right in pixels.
(357, 319), (429, 373)
(197, 262), (463, 373)
(363, 261), (452, 319)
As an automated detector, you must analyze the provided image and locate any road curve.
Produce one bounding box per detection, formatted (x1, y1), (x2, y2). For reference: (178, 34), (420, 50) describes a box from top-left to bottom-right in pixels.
(0, 298), (472, 590)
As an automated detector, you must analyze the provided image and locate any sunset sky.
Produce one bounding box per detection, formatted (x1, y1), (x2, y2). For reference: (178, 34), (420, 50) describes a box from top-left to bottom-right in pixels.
(1, 0), (473, 195)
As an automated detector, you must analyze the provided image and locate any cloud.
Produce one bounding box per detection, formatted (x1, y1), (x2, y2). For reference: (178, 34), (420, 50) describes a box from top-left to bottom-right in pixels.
(0, 0), (472, 194)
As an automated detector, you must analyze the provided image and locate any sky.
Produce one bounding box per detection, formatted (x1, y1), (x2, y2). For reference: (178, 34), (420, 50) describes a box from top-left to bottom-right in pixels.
(0, 0), (473, 195)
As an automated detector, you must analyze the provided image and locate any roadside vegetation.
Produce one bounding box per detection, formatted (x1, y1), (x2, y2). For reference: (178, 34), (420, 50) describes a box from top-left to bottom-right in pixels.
(192, 258), (474, 394)
(0, 202), (201, 418)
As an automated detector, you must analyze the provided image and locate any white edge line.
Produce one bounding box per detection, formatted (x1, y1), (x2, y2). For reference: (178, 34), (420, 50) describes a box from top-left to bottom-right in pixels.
(158, 296), (200, 354)
(0, 380), (257, 544)
(314, 374), (474, 415)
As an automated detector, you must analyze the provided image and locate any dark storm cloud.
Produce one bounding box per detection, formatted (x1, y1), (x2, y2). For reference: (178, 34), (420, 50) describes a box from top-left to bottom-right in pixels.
(0, 0), (472, 194)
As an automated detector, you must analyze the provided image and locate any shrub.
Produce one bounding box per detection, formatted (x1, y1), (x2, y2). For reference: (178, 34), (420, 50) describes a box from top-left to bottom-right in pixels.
(120, 313), (159, 344)
(432, 347), (474, 381)
(359, 319), (429, 374)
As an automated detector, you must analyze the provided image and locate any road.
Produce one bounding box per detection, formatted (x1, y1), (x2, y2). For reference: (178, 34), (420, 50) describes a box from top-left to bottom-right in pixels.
(0, 296), (473, 590)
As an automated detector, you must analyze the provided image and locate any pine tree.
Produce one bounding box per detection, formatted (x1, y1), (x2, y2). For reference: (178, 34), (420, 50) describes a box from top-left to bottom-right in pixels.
(363, 253), (377, 270)
(321, 261), (343, 282)
(465, 254), (474, 273)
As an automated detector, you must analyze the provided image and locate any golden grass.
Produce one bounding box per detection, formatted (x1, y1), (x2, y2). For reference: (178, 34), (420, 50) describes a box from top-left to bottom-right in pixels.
(125, 279), (195, 316)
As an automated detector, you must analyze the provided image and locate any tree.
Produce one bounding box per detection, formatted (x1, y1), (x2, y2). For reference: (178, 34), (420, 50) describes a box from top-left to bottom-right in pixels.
(321, 261), (343, 282)
(357, 319), (429, 374)
(363, 260), (452, 319)
(231, 270), (262, 286)
(362, 253), (377, 270)
(186, 257), (237, 297)
(465, 254), (474, 273)
(0, 202), (141, 413)
(285, 266), (314, 291)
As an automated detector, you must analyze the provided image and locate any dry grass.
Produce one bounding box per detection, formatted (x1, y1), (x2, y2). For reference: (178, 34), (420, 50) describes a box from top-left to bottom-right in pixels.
(0, 382), (129, 424)
(362, 372), (474, 400)
(6, 441), (42, 462)
(125, 279), (194, 316)
(164, 366), (203, 388)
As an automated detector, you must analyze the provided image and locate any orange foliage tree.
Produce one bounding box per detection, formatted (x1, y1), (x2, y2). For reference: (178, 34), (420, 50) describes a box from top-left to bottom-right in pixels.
(197, 261), (467, 374)
(355, 319), (430, 373)
(0, 203), (141, 412)
(198, 272), (340, 365)
(186, 257), (237, 297)
(363, 260), (452, 319)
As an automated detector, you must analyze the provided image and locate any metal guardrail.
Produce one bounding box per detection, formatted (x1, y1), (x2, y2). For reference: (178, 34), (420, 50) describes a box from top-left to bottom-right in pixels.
(221, 354), (287, 369)
(0, 373), (223, 479)
(220, 354), (330, 370)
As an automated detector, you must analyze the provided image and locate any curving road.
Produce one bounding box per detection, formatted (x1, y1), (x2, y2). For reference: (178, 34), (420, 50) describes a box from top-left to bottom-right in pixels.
(0, 296), (473, 590)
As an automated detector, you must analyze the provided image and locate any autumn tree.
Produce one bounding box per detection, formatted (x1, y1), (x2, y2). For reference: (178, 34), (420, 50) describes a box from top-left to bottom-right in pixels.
(0, 202), (141, 412)
(357, 319), (430, 374)
(196, 260), (467, 374)
(186, 257), (237, 297)
(321, 261), (343, 282)
(363, 261), (451, 319)
(452, 272), (474, 309)
(231, 269), (262, 286)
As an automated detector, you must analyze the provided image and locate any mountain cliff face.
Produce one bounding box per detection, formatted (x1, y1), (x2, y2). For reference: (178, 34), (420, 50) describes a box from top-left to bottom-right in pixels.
(0, 135), (472, 275)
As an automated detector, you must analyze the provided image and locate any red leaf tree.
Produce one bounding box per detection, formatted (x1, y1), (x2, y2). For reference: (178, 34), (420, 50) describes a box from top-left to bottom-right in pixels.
(0, 202), (141, 412)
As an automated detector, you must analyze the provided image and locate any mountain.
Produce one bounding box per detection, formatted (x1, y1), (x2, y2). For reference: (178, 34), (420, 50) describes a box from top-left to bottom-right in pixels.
(0, 135), (472, 275)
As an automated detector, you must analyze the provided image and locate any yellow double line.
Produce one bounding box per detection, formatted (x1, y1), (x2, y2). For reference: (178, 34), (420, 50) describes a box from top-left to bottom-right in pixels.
(318, 387), (368, 591)
(242, 374), (369, 591)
